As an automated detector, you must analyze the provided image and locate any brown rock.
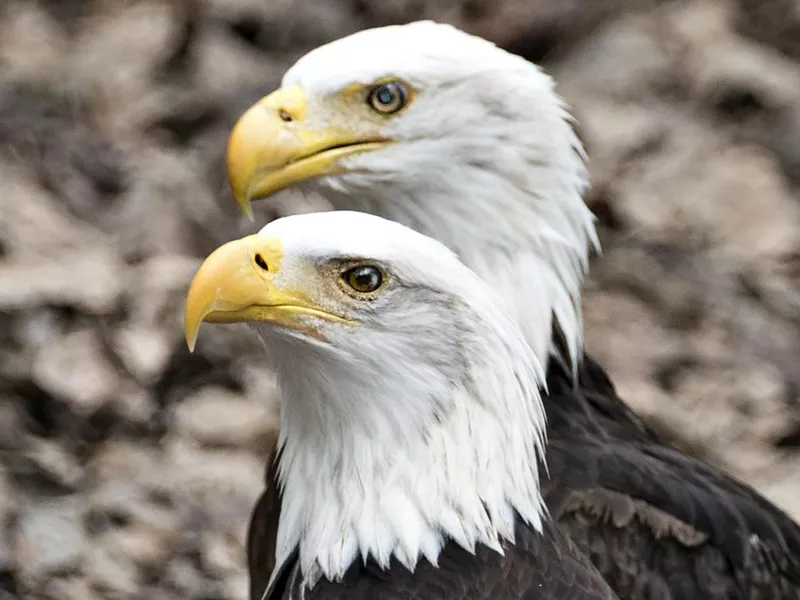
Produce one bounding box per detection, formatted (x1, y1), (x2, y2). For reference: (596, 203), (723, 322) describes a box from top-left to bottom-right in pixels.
(37, 576), (100, 600)
(21, 437), (85, 491)
(15, 498), (87, 579)
(0, 3), (68, 84)
(555, 12), (675, 102)
(162, 556), (213, 598)
(673, 359), (788, 444)
(164, 438), (264, 542)
(89, 440), (163, 484)
(89, 480), (177, 535)
(85, 544), (139, 597)
(193, 24), (285, 100)
(0, 252), (125, 315)
(205, 0), (359, 53)
(612, 117), (800, 263)
(96, 524), (174, 573)
(584, 286), (684, 387)
(0, 468), (17, 572)
(222, 573), (251, 600)
(0, 467), (17, 521)
(200, 531), (244, 577)
(31, 329), (118, 415)
(0, 80), (127, 223)
(734, 0), (800, 59)
(0, 164), (108, 260)
(110, 382), (159, 431)
(110, 148), (221, 259)
(672, 1), (800, 107)
(0, 399), (28, 451)
(113, 325), (172, 384)
(68, 2), (176, 133)
(174, 385), (276, 450)
(126, 253), (201, 328)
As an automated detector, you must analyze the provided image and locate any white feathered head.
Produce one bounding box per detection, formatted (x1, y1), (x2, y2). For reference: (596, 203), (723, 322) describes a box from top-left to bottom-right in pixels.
(226, 21), (598, 372)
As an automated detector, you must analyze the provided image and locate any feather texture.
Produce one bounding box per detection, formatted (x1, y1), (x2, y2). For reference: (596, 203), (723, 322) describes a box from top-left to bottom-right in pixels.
(239, 21), (800, 600)
(248, 212), (553, 591)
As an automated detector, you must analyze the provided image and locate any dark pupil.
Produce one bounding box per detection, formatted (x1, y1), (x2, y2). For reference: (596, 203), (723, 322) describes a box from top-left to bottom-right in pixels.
(376, 86), (395, 105)
(353, 267), (379, 290)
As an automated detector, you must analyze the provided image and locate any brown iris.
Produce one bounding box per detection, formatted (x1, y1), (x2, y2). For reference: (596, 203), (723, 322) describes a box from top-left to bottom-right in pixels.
(368, 81), (408, 114)
(343, 265), (383, 293)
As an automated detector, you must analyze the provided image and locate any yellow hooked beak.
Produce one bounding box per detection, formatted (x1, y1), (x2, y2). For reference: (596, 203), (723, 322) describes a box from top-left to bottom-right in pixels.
(226, 85), (388, 219)
(184, 234), (349, 351)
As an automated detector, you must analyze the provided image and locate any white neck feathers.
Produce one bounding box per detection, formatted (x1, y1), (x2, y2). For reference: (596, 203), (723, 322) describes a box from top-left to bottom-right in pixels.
(261, 297), (548, 589)
(321, 72), (597, 374)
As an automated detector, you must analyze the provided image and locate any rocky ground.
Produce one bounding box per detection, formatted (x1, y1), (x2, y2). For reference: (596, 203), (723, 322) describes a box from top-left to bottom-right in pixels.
(1, 0), (799, 598)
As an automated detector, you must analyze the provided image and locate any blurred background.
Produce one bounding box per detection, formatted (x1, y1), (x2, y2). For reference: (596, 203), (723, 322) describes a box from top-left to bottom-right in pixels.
(1, 0), (799, 598)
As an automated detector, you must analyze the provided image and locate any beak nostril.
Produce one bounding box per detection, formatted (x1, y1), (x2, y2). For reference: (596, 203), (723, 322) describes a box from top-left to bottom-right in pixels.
(254, 253), (269, 271)
(278, 109), (293, 122)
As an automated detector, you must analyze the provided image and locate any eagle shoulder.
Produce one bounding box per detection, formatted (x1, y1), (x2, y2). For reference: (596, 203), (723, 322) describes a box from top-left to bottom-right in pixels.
(544, 353), (800, 599)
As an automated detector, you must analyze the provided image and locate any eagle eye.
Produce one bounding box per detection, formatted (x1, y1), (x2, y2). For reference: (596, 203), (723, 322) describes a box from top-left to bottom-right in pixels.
(343, 265), (384, 294)
(367, 81), (408, 115)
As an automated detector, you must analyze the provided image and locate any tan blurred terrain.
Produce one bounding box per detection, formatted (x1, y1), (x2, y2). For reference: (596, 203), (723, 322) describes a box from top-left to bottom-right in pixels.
(1, 0), (799, 598)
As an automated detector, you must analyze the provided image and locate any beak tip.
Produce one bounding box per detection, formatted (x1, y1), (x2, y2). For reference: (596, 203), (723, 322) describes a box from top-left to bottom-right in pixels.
(243, 202), (255, 222)
(184, 302), (203, 354)
(231, 190), (255, 222)
(185, 326), (198, 353)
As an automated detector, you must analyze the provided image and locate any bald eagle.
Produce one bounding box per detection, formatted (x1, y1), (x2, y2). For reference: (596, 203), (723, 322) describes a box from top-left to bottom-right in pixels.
(226, 22), (800, 600)
(185, 211), (618, 599)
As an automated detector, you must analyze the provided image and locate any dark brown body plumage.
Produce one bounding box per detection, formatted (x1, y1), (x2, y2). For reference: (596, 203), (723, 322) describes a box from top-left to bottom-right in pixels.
(259, 514), (617, 600)
(247, 346), (800, 600)
(543, 354), (800, 599)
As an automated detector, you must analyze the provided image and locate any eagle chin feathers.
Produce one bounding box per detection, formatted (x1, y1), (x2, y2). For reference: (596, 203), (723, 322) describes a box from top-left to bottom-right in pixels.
(256, 258), (549, 589)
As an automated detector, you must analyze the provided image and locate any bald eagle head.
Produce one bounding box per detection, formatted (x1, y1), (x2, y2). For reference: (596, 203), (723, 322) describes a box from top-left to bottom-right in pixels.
(227, 21), (596, 371)
(186, 211), (547, 588)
